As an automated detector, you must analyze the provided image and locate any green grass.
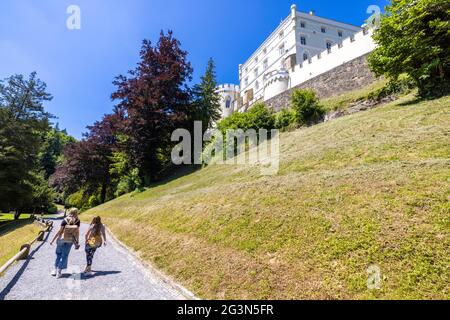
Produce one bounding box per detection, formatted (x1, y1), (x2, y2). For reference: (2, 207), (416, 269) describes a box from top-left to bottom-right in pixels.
(0, 213), (32, 224)
(0, 220), (41, 269)
(321, 77), (390, 112)
(83, 93), (450, 300)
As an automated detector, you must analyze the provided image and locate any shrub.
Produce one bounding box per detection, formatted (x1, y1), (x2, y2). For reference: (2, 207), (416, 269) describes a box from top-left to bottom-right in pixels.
(290, 89), (325, 125)
(244, 102), (275, 130)
(47, 204), (58, 214)
(367, 76), (416, 101)
(217, 102), (275, 133)
(88, 194), (101, 208)
(114, 168), (143, 197)
(65, 190), (87, 209)
(275, 108), (297, 131)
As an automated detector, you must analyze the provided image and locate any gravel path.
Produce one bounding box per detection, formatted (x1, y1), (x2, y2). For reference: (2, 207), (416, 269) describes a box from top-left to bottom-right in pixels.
(0, 219), (194, 300)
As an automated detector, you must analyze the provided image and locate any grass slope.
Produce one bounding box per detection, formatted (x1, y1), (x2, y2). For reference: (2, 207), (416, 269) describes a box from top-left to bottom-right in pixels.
(83, 94), (450, 299)
(0, 213), (32, 224)
(0, 221), (41, 268)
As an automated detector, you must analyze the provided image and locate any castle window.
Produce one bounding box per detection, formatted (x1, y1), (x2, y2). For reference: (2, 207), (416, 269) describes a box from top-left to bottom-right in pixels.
(300, 36), (307, 45)
(279, 30), (284, 39)
(255, 81), (260, 91)
(338, 30), (343, 37)
(255, 56), (259, 63)
(279, 44), (285, 56)
(254, 67), (259, 78)
(263, 47), (267, 54)
(225, 96), (232, 109)
(244, 77), (249, 86)
(300, 21), (306, 28)
(303, 52), (309, 61)
(326, 41), (332, 52)
(263, 59), (269, 70)
(321, 27), (326, 33)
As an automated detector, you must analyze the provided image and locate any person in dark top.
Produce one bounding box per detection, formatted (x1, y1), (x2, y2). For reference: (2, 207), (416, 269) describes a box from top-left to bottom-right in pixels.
(50, 208), (80, 278)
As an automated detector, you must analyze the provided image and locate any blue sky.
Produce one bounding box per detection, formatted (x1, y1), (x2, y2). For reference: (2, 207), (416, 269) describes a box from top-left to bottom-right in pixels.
(0, 0), (388, 139)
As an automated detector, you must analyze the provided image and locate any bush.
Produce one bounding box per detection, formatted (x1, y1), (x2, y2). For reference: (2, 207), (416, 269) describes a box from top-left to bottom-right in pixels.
(291, 89), (325, 125)
(217, 102), (275, 133)
(367, 76), (416, 101)
(88, 194), (101, 208)
(65, 190), (87, 209)
(114, 168), (143, 197)
(275, 108), (297, 131)
(47, 204), (58, 214)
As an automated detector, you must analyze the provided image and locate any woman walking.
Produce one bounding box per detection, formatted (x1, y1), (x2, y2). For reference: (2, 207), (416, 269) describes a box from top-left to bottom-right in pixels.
(50, 208), (80, 278)
(84, 216), (107, 275)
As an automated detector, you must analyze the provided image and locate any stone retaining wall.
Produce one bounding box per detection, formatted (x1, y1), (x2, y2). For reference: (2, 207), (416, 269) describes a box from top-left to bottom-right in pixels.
(265, 54), (376, 112)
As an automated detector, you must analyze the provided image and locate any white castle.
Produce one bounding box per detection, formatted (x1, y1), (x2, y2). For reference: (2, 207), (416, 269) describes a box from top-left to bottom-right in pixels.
(216, 4), (377, 117)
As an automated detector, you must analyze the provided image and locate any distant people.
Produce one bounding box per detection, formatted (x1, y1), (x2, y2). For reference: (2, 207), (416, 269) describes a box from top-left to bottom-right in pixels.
(84, 216), (107, 275)
(50, 208), (80, 278)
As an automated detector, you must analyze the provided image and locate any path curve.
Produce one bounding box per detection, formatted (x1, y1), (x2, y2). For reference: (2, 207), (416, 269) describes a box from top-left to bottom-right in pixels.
(0, 219), (194, 300)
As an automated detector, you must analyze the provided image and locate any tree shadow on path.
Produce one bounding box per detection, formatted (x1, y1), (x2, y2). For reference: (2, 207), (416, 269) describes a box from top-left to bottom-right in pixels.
(0, 231), (50, 300)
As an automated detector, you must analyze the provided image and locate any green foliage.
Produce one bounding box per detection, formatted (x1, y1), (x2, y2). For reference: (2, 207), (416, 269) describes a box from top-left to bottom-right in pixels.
(0, 73), (54, 213)
(114, 168), (143, 197)
(29, 171), (55, 213)
(39, 125), (76, 179)
(217, 102), (275, 134)
(368, 0), (450, 98)
(88, 194), (101, 208)
(110, 151), (143, 197)
(65, 190), (87, 210)
(290, 89), (325, 125)
(275, 108), (297, 131)
(367, 76), (416, 101)
(191, 58), (222, 130)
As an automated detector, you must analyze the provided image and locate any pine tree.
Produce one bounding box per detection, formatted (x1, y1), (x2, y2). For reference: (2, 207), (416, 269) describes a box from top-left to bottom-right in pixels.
(0, 73), (53, 217)
(191, 58), (221, 130)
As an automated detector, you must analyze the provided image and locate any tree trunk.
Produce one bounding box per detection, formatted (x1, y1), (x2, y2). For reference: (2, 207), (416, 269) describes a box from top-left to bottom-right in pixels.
(100, 181), (107, 204)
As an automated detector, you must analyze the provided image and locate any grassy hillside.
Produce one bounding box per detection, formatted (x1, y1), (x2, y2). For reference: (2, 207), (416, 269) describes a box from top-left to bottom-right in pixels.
(83, 93), (450, 299)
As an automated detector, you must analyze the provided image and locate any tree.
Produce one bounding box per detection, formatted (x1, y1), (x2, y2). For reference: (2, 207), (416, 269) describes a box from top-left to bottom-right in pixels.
(191, 58), (221, 130)
(368, 0), (450, 98)
(40, 124), (76, 179)
(111, 31), (193, 181)
(0, 72), (53, 124)
(51, 113), (121, 205)
(0, 73), (53, 218)
(0, 108), (34, 214)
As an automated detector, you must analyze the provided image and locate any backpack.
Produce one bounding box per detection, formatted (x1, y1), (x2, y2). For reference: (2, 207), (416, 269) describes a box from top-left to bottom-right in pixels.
(87, 225), (103, 248)
(62, 217), (79, 243)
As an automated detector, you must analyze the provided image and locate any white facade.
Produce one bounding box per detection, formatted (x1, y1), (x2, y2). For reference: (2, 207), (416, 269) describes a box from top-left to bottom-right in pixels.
(237, 4), (365, 110)
(290, 27), (376, 86)
(217, 4), (377, 118)
(216, 84), (240, 118)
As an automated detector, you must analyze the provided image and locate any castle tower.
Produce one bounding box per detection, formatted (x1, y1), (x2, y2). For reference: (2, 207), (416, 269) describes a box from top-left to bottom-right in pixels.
(216, 84), (240, 118)
(263, 69), (290, 101)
